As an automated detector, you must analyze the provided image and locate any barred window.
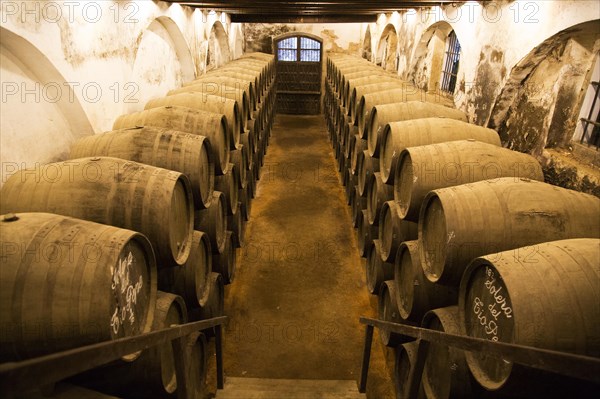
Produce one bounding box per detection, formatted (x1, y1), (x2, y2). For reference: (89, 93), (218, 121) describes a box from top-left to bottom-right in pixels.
(440, 31), (461, 93)
(573, 53), (600, 149)
(277, 37), (298, 62)
(277, 36), (321, 62)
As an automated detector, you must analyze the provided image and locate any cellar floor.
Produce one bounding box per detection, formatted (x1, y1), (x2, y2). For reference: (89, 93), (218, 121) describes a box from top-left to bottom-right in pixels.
(208, 115), (395, 398)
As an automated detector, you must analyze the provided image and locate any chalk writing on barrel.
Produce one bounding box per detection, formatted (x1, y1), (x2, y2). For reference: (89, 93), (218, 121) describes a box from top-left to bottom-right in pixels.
(110, 251), (144, 335)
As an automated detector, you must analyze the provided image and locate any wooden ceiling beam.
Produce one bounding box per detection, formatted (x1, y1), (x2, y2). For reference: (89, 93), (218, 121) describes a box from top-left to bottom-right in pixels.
(230, 14), (379, 23)
(169, 0), (452, 13)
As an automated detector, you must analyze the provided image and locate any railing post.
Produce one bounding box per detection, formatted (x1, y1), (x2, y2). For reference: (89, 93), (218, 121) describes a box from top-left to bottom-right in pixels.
(215, 324), (225, 390)
(358, 324), (374, 394)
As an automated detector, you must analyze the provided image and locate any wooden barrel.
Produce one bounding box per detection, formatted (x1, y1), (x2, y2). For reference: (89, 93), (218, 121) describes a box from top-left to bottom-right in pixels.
(357, 88), (454, 136)
(229, 57), (271, 76)
(351, 136), (367, 175)
(357, 150), (379, 198)
(367, 172), (393, 226)
(240, 133), (255, 169)
(190, 272), (225, 338)
(238, 55), (275, 83)
(333, 62), (370, 89)
(245, 120), (259, 155)
(212, 231), (236, 285)
(220, 62), (267, 93)
(352, 185), (366, 228)
(145, 93), (241, 151)
(397, 140), (544, 221)
(0, 212), (156, 361)
(345, 171), (356, 206)
(348, 185), (362, 228)
(378, 281), (416, 347)
(0, 157), (193, 267)
(158, 231), (212, 310)
(182, 76), (256, 112)
(378, 201), (418, 263)
(239, 185), (252, 222)
(459, 238), (600, 393)
(421, 306), (473, 399)
(366, 239), (394, 295)
(185, 331), (209, 398)
(228, 203), (246, 247)
(201, 70), (260, 99)
(394, 341), (425, 399)
(419, 178), (600, 286)
(168, 84), (250, 129)
(127, 292), (188, 397)
(339, 70), (386, 98)
(343, 124), (354, 159)
(112, 106), (230, 175)
(247, 161), (257, 199)
(343, 75), (404, 109)
(211, 66), (265, 94)
(358, 209), (377, 258)
(214, 163), (240, 216)
(335, 64), (379, 92)
(366, 102), (468, 158)
(70, 126), (215, 210)
(349, 82), (406, 126)
(394, 241), (457, 323)
(230, 147), (248, 190)
(195, 191), (227, 255)
(339, 69), (389, 101)
(75, 292), (188, 398)
(381, 118), (501, 185)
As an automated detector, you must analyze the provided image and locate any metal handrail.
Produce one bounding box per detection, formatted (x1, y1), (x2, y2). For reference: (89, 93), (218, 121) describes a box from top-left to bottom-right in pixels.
(0, 316), (228, 399)
(358, 317), (600, 396)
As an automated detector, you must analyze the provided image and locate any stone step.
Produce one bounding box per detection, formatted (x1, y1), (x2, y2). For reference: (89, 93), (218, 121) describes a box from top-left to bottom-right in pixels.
(216, 377), (366, 399)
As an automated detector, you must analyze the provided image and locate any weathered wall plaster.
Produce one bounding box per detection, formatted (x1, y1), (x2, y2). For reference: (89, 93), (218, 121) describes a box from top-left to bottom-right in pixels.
(359, 1), (600, 195)
(1, 1), (239, 185)
(244, 23), (361, 55)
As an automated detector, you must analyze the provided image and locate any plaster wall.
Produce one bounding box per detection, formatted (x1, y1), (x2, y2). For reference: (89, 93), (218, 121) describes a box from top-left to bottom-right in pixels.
(1, 0), (239, 184)
(360, 1), (600, 195)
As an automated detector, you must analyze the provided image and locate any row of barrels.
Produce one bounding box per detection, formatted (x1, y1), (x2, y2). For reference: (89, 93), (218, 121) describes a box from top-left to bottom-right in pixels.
(325, 54), (600, 398)
(0, 52), (277, 398)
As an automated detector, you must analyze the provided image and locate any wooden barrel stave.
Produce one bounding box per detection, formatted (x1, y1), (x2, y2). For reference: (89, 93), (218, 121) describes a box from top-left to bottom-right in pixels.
(0, 157), (193, 267)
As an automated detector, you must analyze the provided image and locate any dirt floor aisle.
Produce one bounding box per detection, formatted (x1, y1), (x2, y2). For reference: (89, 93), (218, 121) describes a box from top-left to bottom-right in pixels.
(222, 115), (394, 398)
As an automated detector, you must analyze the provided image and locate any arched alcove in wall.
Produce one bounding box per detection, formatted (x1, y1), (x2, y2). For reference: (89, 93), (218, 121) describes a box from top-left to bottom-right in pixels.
(207, 21), (231, 71)
(128, 16), (195, 112)
(410, 21), (454, 92)
(156, 16), (195, 82)
(376, 24), (398, 72)
(362, 25), (372, 61)
(231, 24), (245, 59)
(0, 26), (93, 183)
(489, 20), (600, 156)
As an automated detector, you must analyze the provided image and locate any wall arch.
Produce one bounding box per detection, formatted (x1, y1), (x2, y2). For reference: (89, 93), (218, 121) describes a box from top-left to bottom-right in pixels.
(230, 24), (245, 60)
(410, 21), (455, 92)
(0, 26), (93, 182)
(128, 17), (194, 112)
(489, 19), (600, 155)
(362, 25), (372, 61)
(376, 24), (398, 72)
(206, 20), (231, 71)
(155, 16), (195, 82)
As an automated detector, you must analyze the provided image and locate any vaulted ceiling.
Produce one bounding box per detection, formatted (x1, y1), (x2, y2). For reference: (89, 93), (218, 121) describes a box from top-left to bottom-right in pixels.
(165, 1), (455, 23)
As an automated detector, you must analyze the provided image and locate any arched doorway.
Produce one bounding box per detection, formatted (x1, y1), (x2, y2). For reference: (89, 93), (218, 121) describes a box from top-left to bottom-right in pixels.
(274, 33), (323, 115)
